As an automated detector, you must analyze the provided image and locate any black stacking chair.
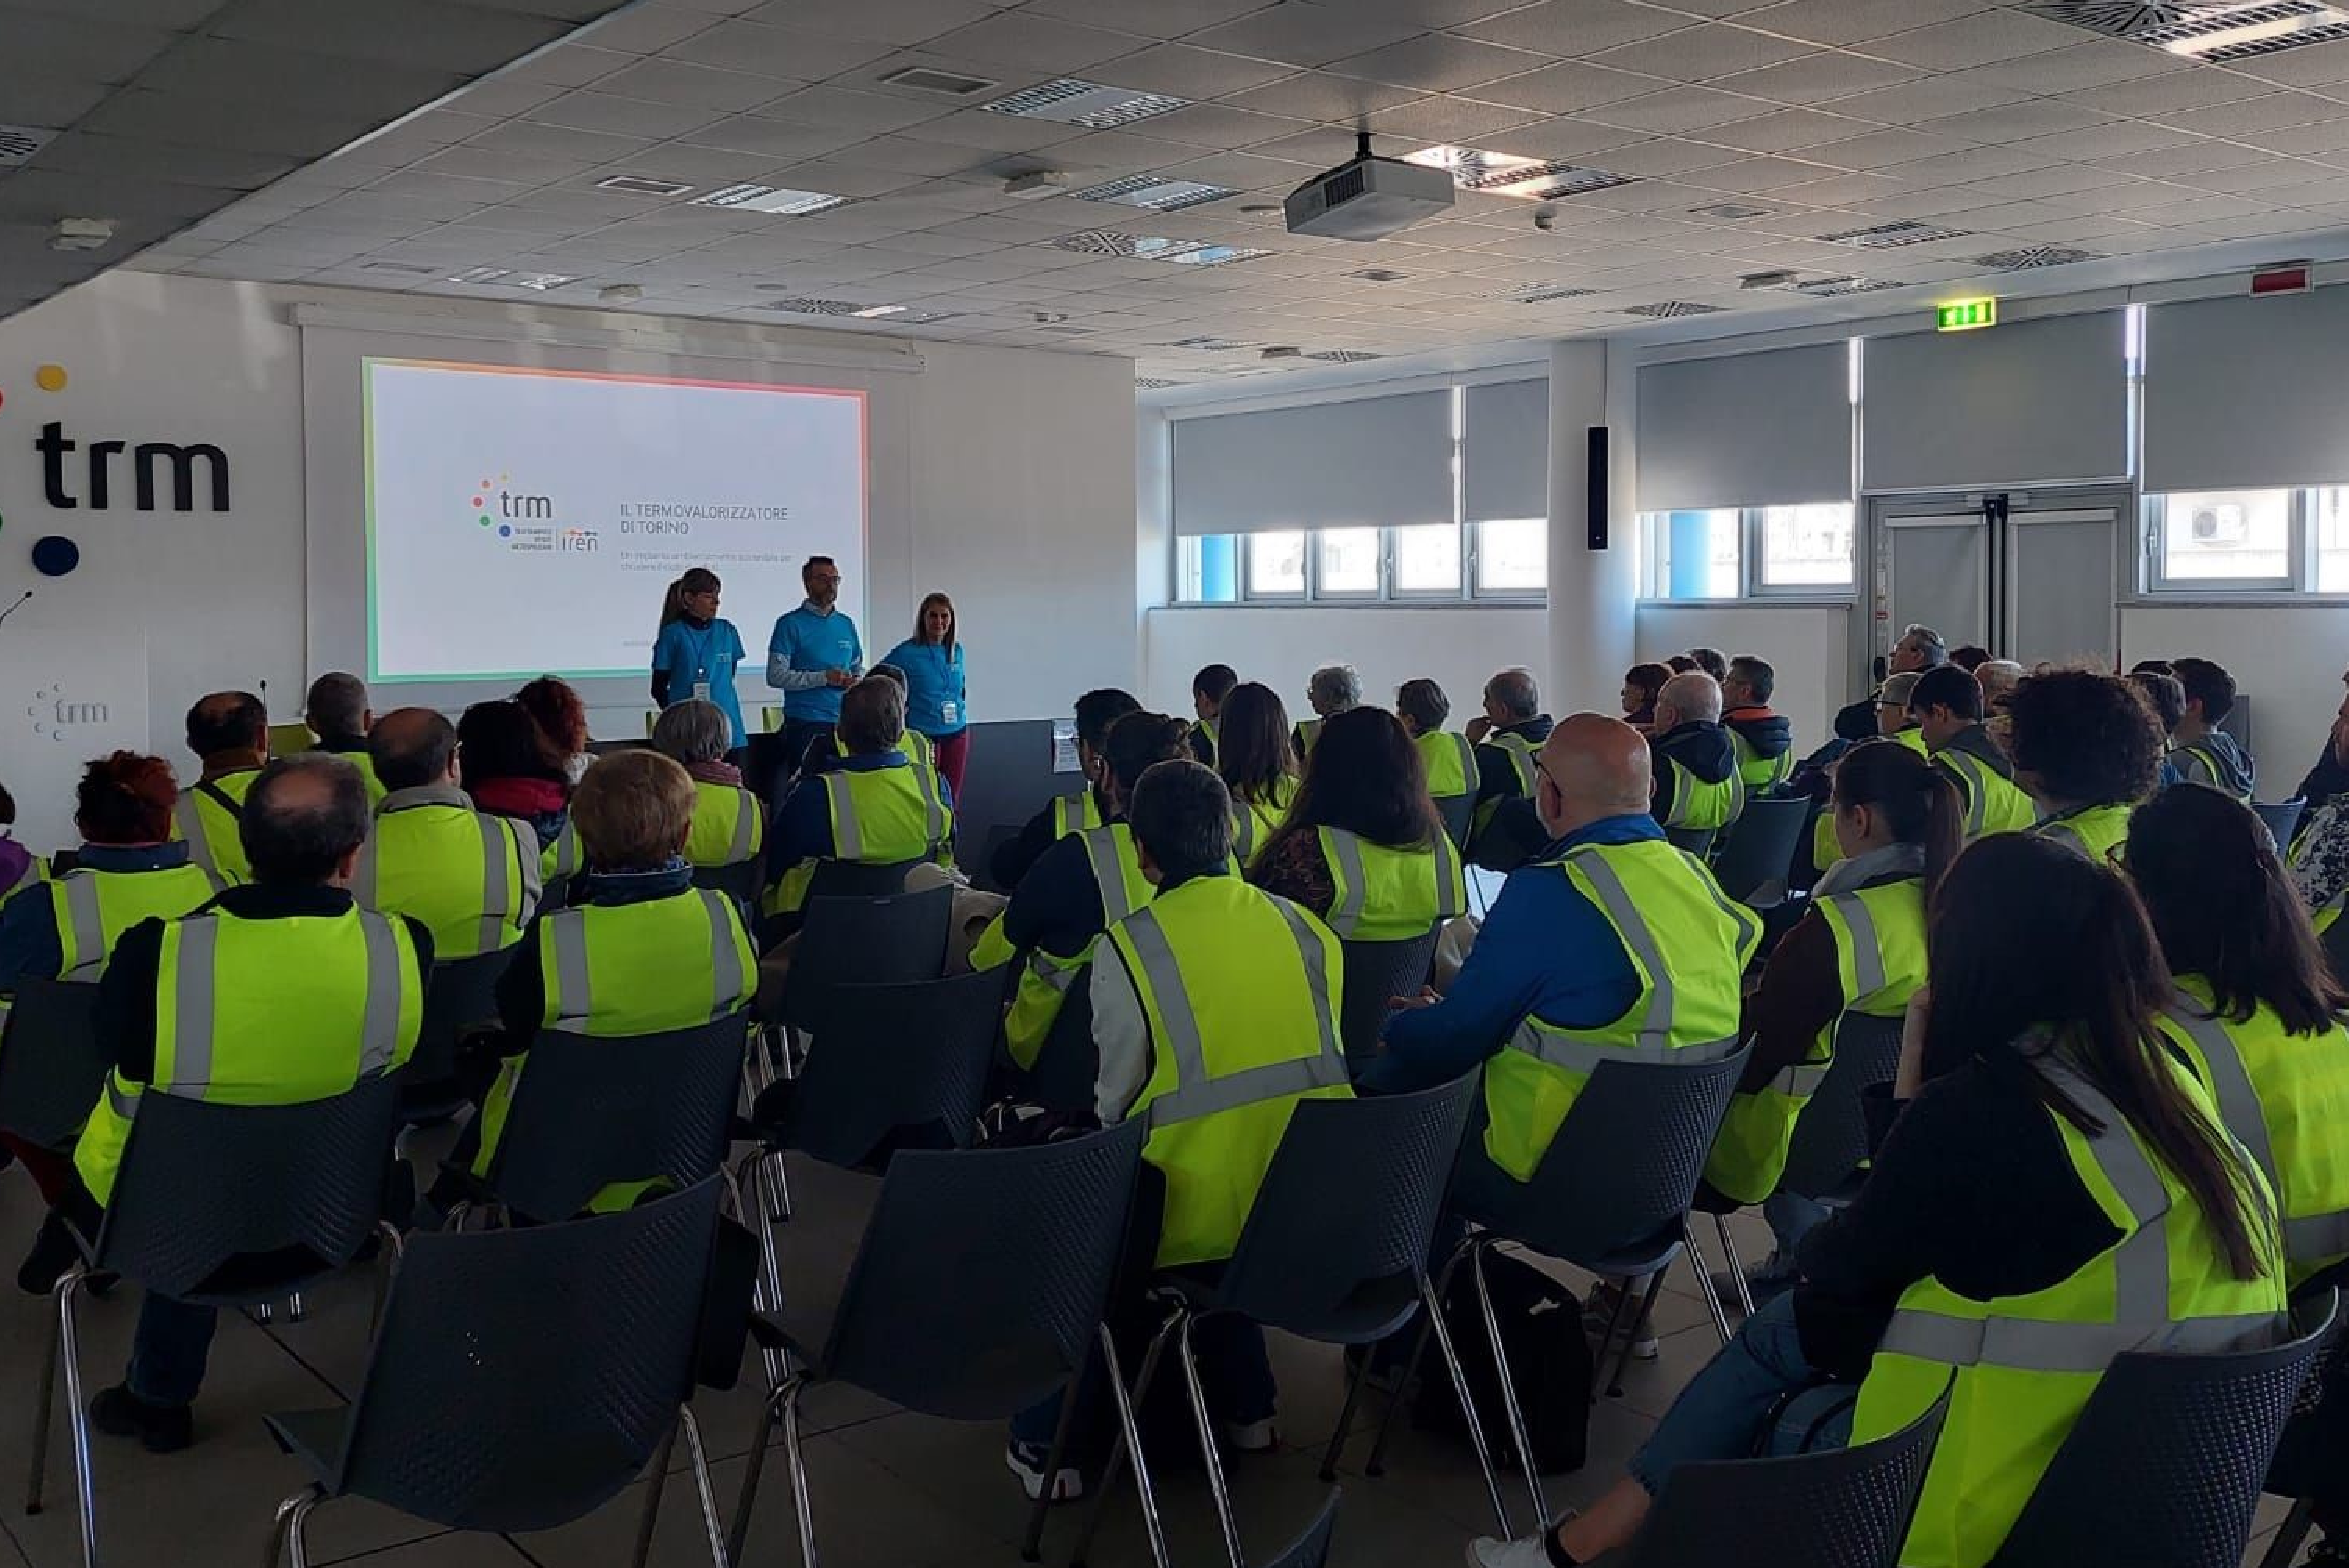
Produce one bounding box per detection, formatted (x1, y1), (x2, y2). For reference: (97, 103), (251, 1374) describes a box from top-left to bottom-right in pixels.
(28, 1077), (404, 1566)
(1262, 1490), (1342, 1568)
(728, 1121), (1165, 1568)
(690, 859), (762, 907)
(805, 856), (925, 901)
(2253, 798), (2306, 849)
(1020, 980), (1103, 1115)
(1707, 796), (1810, 910)
(401, 949), (513, 1121)
(979, 825), (1024, 894)
(1436, 794), (1475, 855)
(1615, 1381), (1950, 1568)
(261, 1179), (731, 1568)
(1369, 1047), (1750, 1532)
(777, 883), (953, 1033)
(0, 979), (107, 1151)
(1663, 826), (1718, 857)
(1987, 1292), (2337, 1568)
(2257, 1298), (2348, 1568)
(1336, 930), (1441, 1069)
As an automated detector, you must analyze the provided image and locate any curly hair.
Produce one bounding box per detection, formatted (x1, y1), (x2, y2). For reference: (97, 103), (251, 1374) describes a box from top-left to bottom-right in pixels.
(76, 752), (179, 845)
(513, 675), (589, 767)
(2003, 668), (2164, 808)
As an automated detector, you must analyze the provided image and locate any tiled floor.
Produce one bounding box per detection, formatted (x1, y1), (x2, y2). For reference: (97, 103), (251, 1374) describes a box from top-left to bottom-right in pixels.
(0, 1154), (2313, 1567)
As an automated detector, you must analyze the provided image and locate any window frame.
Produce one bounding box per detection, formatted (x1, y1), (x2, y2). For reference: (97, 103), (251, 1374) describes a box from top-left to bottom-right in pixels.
(2140, 486), (2304, 597)
(1638, 502), (1859, 603)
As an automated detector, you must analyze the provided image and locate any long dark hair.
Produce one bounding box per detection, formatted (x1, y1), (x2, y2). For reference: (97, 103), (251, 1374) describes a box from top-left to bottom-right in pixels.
(1259, 706), (1439, 868)
(913, 591), (957, 658)
(1925, 834), (2273, 1281)
(1217, 682), (1296, 807)
(659, 567), (720, 633)
(1831, 738), (1963, 901)
(2127, 784), (2348, 1035)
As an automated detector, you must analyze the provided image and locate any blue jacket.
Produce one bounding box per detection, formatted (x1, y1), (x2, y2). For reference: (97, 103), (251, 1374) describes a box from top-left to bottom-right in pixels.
(766, 602), (863, 723)
(882, 638), (968, 738)
(1360, 813), (1655, 1095)
(0, 843), (195, 991)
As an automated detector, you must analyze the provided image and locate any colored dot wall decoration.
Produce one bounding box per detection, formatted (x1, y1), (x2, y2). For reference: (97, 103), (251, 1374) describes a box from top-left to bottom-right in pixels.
(33, 365), (66, 392)
(32, 536), (80, 576)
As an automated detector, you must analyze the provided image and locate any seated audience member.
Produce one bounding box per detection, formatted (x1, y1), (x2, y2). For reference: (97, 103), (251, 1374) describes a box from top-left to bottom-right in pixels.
(652, 699), (765, 870)
(0, 779), (40, 902)
(1396, 678), (1478, 812)
(1188, 662), (1238, 767)
(1910, 665), (2036, 838)
(1975, 658), (2026, 711)
(1721, 656), (1795, 791)
(1294, 663), (1361, 759)
(1218, 682), (1300, 863)
(1685, 647), (1729, 684)
(1833, 623), (1945, 743)
(1620, 662), (1672, 731)
(2297, 668), (2349, 807)
(1467, 667), (1555, 871)
(174, 690), (269, 884)
(765, 675), (953, 926)
(356, 708), (540, 960)
(2, 754), (219, 1290)
(2005, 668), (2164, 865)
(2130, 668), (2189, 789)
(455, 750), (755, 1212)
(1251, 706), (1465, 941)
(2131, 785), (2349, 1290)
(303, 672), (382, 803)
(1875, 671), (1927, 751)
(1666, 655), (1698, 674)
(1471, 832), (2288, 1568)
(1950, 644), (1991, 674)
(989, 687), (1139, 891)
(973, 712), (1192, 1074)
(73, 755), (429, 1448)
(802, 662), (934, 773)
(2168, 657), (2255, 802)
(2291, 683), (2349, 926)
(1006, 756), (1345, 1499)
(1650, 672), (1744, 838)
(2131, 658), (2175, 677)
(460, 699), (580, 886)
(514, 674), (592, 787)
(1367, 715), (1757, 1196)
(1704, 741), (1956, 1282)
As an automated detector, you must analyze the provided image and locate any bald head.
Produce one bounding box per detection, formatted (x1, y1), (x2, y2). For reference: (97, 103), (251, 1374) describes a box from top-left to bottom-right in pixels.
(1538, 713), (1653, 838)
(371, 706), (459, 792)
(1656, 671), (1722, 729)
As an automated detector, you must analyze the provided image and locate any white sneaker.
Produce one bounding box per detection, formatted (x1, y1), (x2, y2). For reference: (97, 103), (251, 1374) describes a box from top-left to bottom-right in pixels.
(1583, 1281), (1660, 1360)
(1003, 1440), (1082, 1502)
(1223, 1417), (1278, 1453)
(1465, 1533), (1554, 1568)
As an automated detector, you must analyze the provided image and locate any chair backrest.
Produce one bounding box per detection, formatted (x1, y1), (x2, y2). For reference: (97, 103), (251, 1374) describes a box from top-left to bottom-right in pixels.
(1708, 796), (1811, 907)
(690, 859), (761, 905)
(1217, 1074), (1476, 1337)
(1436, 793), (1474, 854)
(0, 979), (107, 1151)
(1664, 825), (1718, 857)
(1337, 931), (1440, 1067)
(1260, 1490), (1342, 1568)
(98, 1074), (403, 1301)
(2324, 916), (2349, 997)
(1626, 1381), (1950, 1568)
(820, 1118), (1146, 1419)
(1987, 1292), (2338, 1568)
(486, 1013), (747, 1222)
(2253, 798), (2306, 849)
(1021, 978), (1101, 1115)
(1779, 1011), (1907, 1201)
(406, 949), (516, 1086)
(327, 1177), (722, 1533)
(782, 968), (1006, 1168)
(806, 856), (923, 901)
(782, 883), (954, 1028)
(1512, 1045), (1752, 1262)
(977, 825), (1022, 894)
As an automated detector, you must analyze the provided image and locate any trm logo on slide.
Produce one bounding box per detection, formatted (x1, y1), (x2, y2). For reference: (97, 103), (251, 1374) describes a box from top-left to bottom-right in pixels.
(463, 474), (596, 554)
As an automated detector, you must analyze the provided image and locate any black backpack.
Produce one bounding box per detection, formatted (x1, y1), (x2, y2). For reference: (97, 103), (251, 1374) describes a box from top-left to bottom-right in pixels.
(1413, 1251), (1593, 1474)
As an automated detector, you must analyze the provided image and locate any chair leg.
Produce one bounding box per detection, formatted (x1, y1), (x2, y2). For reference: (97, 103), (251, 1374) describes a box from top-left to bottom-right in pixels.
(253, 1301), (273, 1325)
(1469, 1241), (1550, 1533)
(1173, 1315), (1247, 1568)
(1607, 1273), (1670, 1400)
(25, 1266), (63, 1515)
(1318, 1342), (1376, 1483)
(1713, 1214), (1756, 1320)
(1680, 1219), (1734, 1345)
(2259, 1497), (2316, 1568)
(631, 1420), (681, 1568)
(285, 1292), (307, 1326)
(1071, 1308), (1179, 1568)
(1018, 1345), (1091, 1562)
(1588, 1276), (1634, 1404)
(727, 1374), (796, 1567)
(263, 1488), (319, 1568)
(1364, 1240), (1464, 1478)
(52, 1273), (97, 1568)
(677, 1407), (731, 1568)
(282, 1490), (322, 1568)
(1419, 1268), (1513, 1538)
(780, 1374), (818, 1568)
(1098, 1323), (1173, 1568)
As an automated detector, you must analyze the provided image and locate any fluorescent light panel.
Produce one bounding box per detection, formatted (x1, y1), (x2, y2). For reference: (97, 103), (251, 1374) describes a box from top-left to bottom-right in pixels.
(693, 184), (848, 215)
(983, 77), (1190, 129)
(1403, 145), (1634, 200)
(1070, 175), (1237, 212)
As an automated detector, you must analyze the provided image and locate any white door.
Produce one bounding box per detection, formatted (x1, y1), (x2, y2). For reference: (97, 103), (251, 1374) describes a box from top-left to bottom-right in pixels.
(2005, 506), (2120, 668)
(1880, 511), (1990, 663)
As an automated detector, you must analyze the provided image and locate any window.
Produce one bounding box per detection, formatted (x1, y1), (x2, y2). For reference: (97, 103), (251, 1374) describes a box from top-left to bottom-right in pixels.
(1640, 503), (1856, 600)
(2139, 487), (2349, 596)
(1177, 535), (1239, 604)
(1316, 527), (1380, 595)
(1248, 531), (1306, 597)
(1474, 519), (1546, 595)
(1394, 522), (1463, 593)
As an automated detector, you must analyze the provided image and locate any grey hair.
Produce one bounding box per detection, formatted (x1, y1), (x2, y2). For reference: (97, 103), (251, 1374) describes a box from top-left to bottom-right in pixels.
(1309, 663), (1361, 710)
(1486, 667), (1540, 721)
(1658, 670), (1722, 725)
(652, 699), (732, 764)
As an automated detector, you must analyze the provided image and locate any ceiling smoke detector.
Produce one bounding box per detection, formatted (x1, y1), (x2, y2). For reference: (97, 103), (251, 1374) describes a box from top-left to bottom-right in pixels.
(1003, 170), (1069, 200)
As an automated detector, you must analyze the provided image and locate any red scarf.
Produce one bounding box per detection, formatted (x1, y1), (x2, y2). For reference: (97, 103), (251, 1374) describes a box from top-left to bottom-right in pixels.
(470, 776), (569, 818)
(687, 759), (743, 788)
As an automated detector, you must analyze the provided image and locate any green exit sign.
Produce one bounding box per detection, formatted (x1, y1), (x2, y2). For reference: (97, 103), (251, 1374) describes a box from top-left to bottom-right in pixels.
(1936, 297), (1997, 332)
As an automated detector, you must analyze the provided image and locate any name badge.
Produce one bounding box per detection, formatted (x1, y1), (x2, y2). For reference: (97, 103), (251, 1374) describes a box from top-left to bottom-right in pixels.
(940, 700), (959, 725)
(692, 679), (713, 702)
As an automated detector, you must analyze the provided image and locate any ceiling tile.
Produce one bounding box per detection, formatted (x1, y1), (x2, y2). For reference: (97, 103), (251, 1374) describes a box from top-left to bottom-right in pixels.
(1359, 94), (1546, 143)
(2065, 66), (2272, 117)
(2226, 36), (2349, 89)
(1092, 45), (1296, 99)
(761, 84), (955, 135)
(1966, 39), (2185, 93)
(2180, 155), (2349, 194)
(2243, 118), (2349, 155)
(1216, 73), (1423, 120)
(2092, 141), (2272, 177)
(1732, 0), (1990, 50)
(920, 13), (1145, 72)
(1184, 5), (1425, 69)
(1144, 103), (1319, 151)
(665, 20), (895, 79)
(1864, 11), (2093, 72)
(573, 5), (722, 54)
(893, 106), (1091, 154)
(1474, 58), (1674, 113)
(681, 113), (864, 161)
(1023, 0), (1267, 35)
(1800, 125), (1974, 169)
(209, 0), (572, 74)
(1587, 23), (1816, 82)
(466, 118), (656, 163)
(743, 0), (1000, 46)
(1326, 33), (1552, 93)
(590, 57), (791, 111)
(1693, 105), (1880, 151)
(1814, 71), (2027, 123)
(524, 90), (727, 140)
(2007, 120), (2202, 162)
(1494, 114), (1654, 158)
(1581, 85), (1784, 134)
(1886, 144), (2057, 183)
(1709, 49), (1924, 105)
(1457, 0), (1693, 57)
(1911, 98), (2116, 144)
(1592, 136), (1751, 175)
(2155, 93), (2349, 139)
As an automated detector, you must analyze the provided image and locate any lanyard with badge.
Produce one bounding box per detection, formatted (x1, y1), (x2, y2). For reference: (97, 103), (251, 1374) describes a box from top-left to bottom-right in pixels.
(678, 622), (719, 703)
(934, 644), (960, 727)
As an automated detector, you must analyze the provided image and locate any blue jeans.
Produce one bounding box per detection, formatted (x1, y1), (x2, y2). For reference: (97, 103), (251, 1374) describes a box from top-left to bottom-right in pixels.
(126, 1293), (218, 1409)
(1010, 1307), (1277, 1469)
(1627, 1292), (1846, 1494)
(1764, 1191), (1829, 1263)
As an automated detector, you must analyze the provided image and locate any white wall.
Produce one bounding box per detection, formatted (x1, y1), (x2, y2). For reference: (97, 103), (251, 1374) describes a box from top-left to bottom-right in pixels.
(1141, 605), (1547, 724)
(0, 271), (1133, 846)
(2121, 604), (2345, 779)
(1634, 603), (1850, 750)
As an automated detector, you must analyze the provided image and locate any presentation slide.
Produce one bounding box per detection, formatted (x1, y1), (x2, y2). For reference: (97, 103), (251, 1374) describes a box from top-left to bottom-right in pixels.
(362, 357), (865, 683)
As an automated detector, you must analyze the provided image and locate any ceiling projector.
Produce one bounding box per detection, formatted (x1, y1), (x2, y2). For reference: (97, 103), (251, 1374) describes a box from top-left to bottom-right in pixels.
(1285, 132), (1453, 241)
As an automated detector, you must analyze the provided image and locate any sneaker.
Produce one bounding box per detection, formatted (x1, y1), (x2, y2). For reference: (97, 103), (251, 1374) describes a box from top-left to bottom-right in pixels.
(1465, 1534), (1556, 1568)
(1223, 1417), (1278, 1454)
(1582, 1281), (1659, 1361)
(1003, 1439), (1082, 1503)
(87, 1386), (192, 1454)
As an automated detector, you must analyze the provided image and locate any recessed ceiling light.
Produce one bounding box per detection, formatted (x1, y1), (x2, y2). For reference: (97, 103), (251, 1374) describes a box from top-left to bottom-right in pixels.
(983, 78), (1190, 129)
(1619, 300), (1726, 318)
(447, 265), (512, 284)
(2026, 0), (2349, 60)
(0, 124), (58, 167)
(1794, 276), (1903, 297)
(595, 174), (694, 198)
(693, 184), (849, 215)
(848, 304), (904, 318)
(1158, 244), (1269, 267)
(1403, 145), (1634, 201)
(879, 64), (997, 97)
(512, 273), (581, 291)
(1818, 220), (1971, 249)
(1070, 175), (1237, 213)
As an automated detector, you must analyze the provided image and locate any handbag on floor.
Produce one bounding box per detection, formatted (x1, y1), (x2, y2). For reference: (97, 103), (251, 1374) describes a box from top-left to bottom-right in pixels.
(1412, 1251), (1593, 1474)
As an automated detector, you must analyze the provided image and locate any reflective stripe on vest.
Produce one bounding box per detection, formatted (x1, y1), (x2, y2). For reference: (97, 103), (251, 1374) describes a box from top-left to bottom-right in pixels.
(356, 809), (535, 959)
(1118, 900), (1345, 1129)
(1052, 794), (1101, 838)
(727, 791), (757, 861)
(148, 910), (408, 1101)
(1659, 756), (1747, 830)
(1483, 732), (1538, 795)
(56, 865), (221, 982)
(1941, 751), (1992, 838)
(1320, 827), (1465, 940)
(63, 876), (104, 977)
(547, 890), (746, 1027)
(2164, 998), (2349, 1270)
(824, 765), (948, 862)
(1827, 890), (1888, 997)
(1079, 825), (1144, 927)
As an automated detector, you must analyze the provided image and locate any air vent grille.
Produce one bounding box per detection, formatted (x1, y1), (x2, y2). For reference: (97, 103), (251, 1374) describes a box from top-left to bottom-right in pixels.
(760, 298), (874, 316)
(1619, 301), (1726, 318)
(983, 77), (1190, 128)
(693, 184), (848, 215)
(2025, 1), (2349, 60)
(1165, 336), (1257, 351)
(1793, 276), (1903, 297)
(1303, 350), (1385, 362)
(1050, 230), (1265, 266)
(0, 124), (57, 166)
(1511, 284), (1598, 304)
(880, 65), (998, 97)
(1137, 377), (1183, 388)
(1071, 175), (1236, 212)
(1819, 220), (1971, 248)
(1973, 244), (2101, 270)
(1690, 201), (1775, 220)
(361, 260), (437, 275)
(1321, 166), (1367, 205)
(596, 174), (693, 197)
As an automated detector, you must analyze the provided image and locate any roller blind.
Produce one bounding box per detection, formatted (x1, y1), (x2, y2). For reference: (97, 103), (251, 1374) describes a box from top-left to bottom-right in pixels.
(1172, 390), (1452, 535)
(1862, 311), (2128, 492)
(1637, 344), (1851, 513)
(2144, 290), (2349, 491)
(1463, 378), (1549, 521)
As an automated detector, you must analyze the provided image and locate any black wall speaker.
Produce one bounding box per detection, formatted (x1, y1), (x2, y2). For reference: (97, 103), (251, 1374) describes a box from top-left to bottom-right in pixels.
(1586, 426), (1608, 550)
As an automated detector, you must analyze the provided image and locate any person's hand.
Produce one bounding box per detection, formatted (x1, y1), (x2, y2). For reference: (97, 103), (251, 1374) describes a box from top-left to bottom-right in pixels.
(1895, 987), (1931, 1101)
(1387, 985), (1441, 1011)
(1465, 716), (1492, 744)
(826, 668), (854, 688)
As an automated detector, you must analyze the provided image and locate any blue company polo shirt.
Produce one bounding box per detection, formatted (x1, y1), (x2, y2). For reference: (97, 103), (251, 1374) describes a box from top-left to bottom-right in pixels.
(768, 601), (863, 723)
(652, 616), (749, 747)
